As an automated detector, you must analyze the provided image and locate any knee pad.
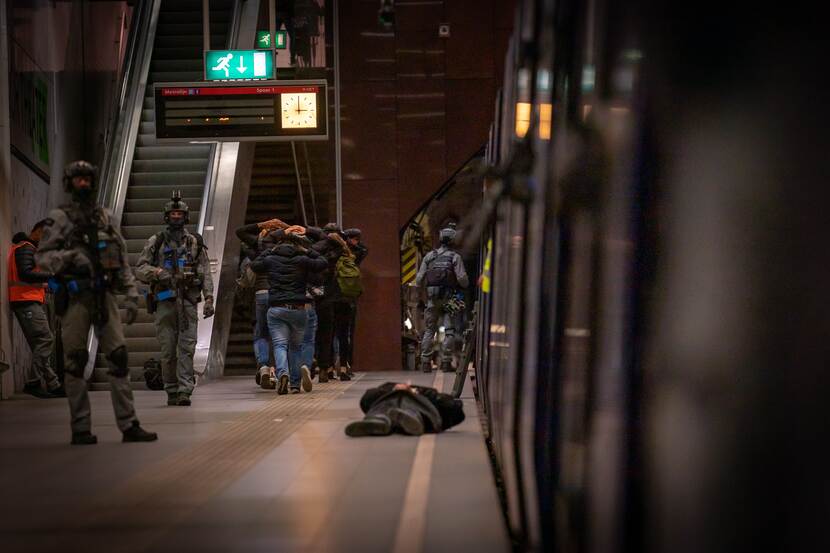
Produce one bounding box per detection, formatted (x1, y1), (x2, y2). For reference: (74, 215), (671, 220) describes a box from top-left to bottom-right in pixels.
(107, 346), (129, 377)
(66, 349), (88, 377)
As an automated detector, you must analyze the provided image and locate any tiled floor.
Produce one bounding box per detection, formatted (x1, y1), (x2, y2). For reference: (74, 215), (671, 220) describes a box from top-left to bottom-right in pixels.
(0, 371), (508, 553)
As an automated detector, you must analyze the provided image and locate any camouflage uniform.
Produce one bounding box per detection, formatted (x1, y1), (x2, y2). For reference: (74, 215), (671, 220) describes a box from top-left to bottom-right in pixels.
(135, 209), (213, 404)
(37, 202), (140, 434)
(415, 231), (469, 372)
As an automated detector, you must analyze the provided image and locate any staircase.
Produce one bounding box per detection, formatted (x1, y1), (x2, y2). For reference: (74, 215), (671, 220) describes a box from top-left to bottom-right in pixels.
(92, 0), (235, 388)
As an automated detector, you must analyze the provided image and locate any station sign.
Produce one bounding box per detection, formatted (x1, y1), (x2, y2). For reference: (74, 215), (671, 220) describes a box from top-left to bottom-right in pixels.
(256, 30), (287, 49)
(153, 80), (329, 143)
(204, 49), (275, 81)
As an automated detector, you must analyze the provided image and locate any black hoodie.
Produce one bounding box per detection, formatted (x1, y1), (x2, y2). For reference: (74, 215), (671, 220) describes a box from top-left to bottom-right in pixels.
(251, 243), (328, 306)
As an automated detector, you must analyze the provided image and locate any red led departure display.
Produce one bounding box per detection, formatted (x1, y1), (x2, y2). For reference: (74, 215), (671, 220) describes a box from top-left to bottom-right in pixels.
(153, 80), (328, 142)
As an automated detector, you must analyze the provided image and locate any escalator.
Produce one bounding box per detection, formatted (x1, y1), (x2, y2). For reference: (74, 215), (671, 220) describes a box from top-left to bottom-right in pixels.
(91, 0), (236, 388)
(223, 143), (303, 376)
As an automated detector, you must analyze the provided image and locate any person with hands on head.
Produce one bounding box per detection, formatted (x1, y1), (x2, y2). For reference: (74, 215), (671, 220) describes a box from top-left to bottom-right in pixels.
(235, 217), (291, 386)
(36, 160), (156, 445)
(251, 231), (328, 395)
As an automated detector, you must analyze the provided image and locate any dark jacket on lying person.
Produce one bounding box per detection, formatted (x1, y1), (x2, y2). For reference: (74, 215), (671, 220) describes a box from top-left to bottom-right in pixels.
(358, 382), (465, 432)
(250, 242), (328, 306)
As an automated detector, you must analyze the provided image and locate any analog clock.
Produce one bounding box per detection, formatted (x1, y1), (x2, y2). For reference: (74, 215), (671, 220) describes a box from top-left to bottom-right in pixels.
(281, 92), (318, 129)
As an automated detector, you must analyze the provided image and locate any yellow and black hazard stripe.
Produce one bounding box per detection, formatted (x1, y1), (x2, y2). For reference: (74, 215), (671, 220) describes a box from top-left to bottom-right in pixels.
(401, 246), (419, 285)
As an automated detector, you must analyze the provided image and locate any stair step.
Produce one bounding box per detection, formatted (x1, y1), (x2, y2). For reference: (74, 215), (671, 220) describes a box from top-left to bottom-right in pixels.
(125, 196), (202, 210)
(122, 211), (200, 227)
(127, 184), (204, 200)
(124, 323), (158, 339)
(150, 59), (204, 73)
(149, 71), (205, 84)
(132, 158), (209, 172)
(134, 145), (211, 160)
(153, 35), (227, 49)
(132, 171), (206, 186)
(121, 224), (198, 240)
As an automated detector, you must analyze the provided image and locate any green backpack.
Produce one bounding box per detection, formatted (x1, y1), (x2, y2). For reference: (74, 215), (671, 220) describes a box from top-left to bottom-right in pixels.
(336, 254), (363, 298)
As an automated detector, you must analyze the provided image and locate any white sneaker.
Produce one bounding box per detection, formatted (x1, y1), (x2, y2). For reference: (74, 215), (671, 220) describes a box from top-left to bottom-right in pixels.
(300, 365), (313, 392)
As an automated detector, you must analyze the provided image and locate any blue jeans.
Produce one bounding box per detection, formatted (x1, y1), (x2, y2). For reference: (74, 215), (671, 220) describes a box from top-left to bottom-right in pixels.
(267, 306), (307, 387)
(253, 291), (271, 367)
(301, 307), (318, 368)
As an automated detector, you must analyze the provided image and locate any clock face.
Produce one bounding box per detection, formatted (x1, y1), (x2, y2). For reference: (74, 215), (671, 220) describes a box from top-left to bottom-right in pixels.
(281, 92), (318, 129)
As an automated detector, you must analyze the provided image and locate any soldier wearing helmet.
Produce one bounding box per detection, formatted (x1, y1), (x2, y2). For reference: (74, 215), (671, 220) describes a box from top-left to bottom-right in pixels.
(415, 222), (469, 373)
(135, 191), (214, 407)
(36, 160), (156, 445)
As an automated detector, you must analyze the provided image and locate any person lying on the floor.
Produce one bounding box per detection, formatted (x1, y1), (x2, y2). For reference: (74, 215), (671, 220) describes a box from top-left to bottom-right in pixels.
(345, 382), (465, 437)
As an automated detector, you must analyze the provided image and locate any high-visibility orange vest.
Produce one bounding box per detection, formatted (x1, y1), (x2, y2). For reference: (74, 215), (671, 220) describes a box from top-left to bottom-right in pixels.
(7, 241), (46, 303)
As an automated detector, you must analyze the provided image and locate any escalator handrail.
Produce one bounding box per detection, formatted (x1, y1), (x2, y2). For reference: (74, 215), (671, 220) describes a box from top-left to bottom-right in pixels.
(98, 0), (161, 226)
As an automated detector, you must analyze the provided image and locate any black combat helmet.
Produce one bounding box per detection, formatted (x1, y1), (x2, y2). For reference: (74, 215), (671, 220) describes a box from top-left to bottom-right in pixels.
(163, 190), (190, 228)
(439, 222), (457, 245)
(63, 160), (98, 194)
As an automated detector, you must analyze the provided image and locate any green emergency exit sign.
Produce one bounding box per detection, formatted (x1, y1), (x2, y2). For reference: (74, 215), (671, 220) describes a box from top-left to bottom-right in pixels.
(256, 31), (288, 50)
(204, 49), (275, 81)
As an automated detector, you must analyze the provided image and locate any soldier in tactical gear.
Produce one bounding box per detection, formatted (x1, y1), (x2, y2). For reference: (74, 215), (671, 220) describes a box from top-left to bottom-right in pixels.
(415, 222), (469, 373)
(36, 160), (157, 445)
(135, 191), (214, 407)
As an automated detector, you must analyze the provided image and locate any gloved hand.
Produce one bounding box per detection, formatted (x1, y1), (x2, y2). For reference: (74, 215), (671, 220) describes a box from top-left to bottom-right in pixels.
(285, 225), (306, 235)
(124, 298), (139, 325)
(203, 296), (215, 319)
(156, 268), (173, 284)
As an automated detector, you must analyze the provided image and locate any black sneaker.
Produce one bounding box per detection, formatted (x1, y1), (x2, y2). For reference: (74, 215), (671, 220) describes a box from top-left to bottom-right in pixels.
(48, 385), (66, 398)
(318, 367), (329, 383)
(177, 393), (191, 406)
(122, 421), (158, 442)
(277, 374), (289, 395)
(389, 408), (425, 436)
(338, 371), (351, 381)
(300, 366), (313, 392)
(71, 431), (98, 445)
(345, 415), (392, 437)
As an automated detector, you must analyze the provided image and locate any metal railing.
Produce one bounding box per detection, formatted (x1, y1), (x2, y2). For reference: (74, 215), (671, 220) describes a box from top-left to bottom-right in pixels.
(97, 0), (161, 225)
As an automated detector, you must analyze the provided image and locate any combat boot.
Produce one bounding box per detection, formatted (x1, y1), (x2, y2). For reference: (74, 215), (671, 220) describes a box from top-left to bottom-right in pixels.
(420, 359), (432, 373)
(440, 360), (453, 373)
(122, 421), (158, 442)
(71, 431), (98, 445)
(177, 393), (191, 406)
(167, 393), (178, 406)
(318, 366), (329, 383)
